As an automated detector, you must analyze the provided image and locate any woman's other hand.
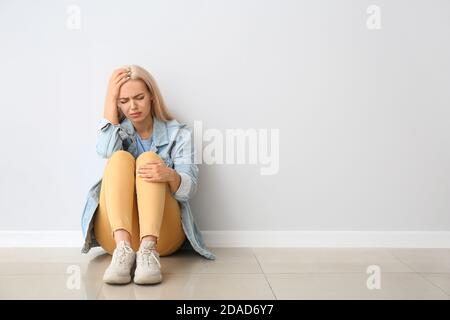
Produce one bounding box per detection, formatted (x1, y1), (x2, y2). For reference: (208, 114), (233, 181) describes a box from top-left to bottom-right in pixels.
(137, 160), (176, 183)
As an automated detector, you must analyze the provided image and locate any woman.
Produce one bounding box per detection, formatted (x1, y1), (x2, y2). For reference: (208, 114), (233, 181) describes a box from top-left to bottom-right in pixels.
(81, 65), (216, 285)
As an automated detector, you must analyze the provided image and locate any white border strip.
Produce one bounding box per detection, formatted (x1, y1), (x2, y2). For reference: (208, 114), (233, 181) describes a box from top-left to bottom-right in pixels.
(0, 231), (83, 247)
(202, 231), (450, 248)
(0, 231), (449, 248)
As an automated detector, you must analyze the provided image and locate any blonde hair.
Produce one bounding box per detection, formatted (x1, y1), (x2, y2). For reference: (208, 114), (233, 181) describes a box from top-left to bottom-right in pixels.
(117, 64), (174, 122)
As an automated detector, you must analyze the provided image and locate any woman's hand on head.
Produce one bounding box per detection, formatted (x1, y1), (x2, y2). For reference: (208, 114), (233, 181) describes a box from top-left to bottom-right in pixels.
(107, 68), (131, 101)
(136, 160), (176, 183)
(103, 68), (131, 124)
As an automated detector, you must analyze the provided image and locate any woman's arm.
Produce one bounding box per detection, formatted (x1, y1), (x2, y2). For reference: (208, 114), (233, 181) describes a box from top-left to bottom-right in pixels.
(96, 68), (131, 158)
(170, 126), (199, 202)
(168, 169), (182, 194)
(96, 118), (126, 158)
(103, 68), (130, 124)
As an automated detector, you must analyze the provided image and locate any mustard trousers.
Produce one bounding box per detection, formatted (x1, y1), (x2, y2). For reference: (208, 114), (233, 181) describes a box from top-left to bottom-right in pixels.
(93, 150), (186, 256)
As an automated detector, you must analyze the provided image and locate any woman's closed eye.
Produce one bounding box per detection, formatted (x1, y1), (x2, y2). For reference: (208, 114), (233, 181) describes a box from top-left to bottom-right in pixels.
(120, 96), (143, 104)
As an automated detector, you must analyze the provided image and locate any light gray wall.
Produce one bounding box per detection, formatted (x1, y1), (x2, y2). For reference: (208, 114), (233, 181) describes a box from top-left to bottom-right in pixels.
(1, 0), (449, 232)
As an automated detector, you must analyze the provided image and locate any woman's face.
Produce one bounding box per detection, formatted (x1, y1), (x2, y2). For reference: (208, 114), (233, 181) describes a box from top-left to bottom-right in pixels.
(118, 79), (152, 123)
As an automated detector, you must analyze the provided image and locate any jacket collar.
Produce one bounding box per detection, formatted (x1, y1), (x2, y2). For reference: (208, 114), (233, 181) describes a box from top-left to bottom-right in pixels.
(120, 115), (169, 147)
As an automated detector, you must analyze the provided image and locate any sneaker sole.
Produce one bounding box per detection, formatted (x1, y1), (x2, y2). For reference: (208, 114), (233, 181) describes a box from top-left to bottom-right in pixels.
(103, 274), (132, 284)
(134, 273), (163, 285)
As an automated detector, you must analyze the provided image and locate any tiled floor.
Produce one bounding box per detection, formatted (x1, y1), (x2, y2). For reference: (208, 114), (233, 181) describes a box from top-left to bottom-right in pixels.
(0, 247), (449, 299)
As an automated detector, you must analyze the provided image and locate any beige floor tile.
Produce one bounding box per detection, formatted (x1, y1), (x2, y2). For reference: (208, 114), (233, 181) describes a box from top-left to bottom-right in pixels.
(0, 249), (110, 276)
(421, 273), (450, 296)
(0, 247), (260, 276)
(2, 248), (449, 300)
(266, 273), (449, 300)
(388, 249), (450, 273)
(97, 274), (275, 300)
(0, 262), (101, 276)
(0, 247), (104, 263)
(162, 247), (263, 274)
(0, 273), (103, 300)
(253, 248), (414, 273)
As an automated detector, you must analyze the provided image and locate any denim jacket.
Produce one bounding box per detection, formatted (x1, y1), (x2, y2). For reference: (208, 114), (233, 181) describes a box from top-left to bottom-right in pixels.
(80, 115), (216, 260)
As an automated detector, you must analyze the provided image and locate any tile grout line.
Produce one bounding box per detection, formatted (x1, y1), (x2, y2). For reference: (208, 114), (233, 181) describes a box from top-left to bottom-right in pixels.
(416, 272), (450, 298)
(94, 282), (105, 300)
(418, 272), (450, 298)
(386, 249), (450, 298)
(414, 273), (450, 299)
(385, 248), (419, 273)
(250, 247), (278, 300)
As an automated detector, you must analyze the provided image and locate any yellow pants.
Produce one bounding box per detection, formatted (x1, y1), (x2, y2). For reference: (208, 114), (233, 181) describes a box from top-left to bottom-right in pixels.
(94, 150), (186, 256)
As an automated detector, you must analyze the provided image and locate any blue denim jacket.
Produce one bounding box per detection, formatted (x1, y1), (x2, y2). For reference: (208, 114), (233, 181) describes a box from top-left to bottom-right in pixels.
(80, 115), (216, 260)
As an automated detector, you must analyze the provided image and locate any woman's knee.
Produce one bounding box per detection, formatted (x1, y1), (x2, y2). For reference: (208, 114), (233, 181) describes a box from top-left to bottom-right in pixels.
(136, 151), (160, 166)
(111, 150), (135, 161)
(107, 150), (135, 167)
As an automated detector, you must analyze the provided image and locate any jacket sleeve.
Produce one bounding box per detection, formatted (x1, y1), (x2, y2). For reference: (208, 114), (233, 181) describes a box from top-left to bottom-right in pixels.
(170, 125), (199, 202)
(96, 117), (129, 159)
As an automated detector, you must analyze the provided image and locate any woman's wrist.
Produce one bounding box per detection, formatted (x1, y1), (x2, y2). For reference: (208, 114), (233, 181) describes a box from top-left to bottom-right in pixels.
(168, 168), (182, 193)
(103, 104), (119, 124)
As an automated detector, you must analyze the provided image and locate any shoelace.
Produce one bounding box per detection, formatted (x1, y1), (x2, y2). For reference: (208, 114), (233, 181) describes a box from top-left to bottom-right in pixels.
(114, 244), (134, 266)
(139, 247), (161, 268)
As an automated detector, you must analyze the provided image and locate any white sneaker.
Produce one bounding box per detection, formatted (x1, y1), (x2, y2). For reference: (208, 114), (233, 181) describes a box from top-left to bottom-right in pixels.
(103, 241), (136, 284)
(134, 240), (162, 285)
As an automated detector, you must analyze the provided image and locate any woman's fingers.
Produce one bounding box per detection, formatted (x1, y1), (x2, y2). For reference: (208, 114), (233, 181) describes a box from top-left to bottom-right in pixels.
(116, 74), (130, 87)
(138, 162), (163, 170)
(137, 171), (155, 179)
(137, 162), (162, 170)
(137, 167), (154, 172)
(115, 71), (131, 85)
(112, 67), (129, 79)
(113, 68), (128, 76)
(111, 69), (127, 83)
(138, 174), (162, 182)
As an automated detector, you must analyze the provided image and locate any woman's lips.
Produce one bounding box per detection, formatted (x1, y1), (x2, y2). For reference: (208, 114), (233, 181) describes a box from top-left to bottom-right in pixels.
(130, 112), (141, 117)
